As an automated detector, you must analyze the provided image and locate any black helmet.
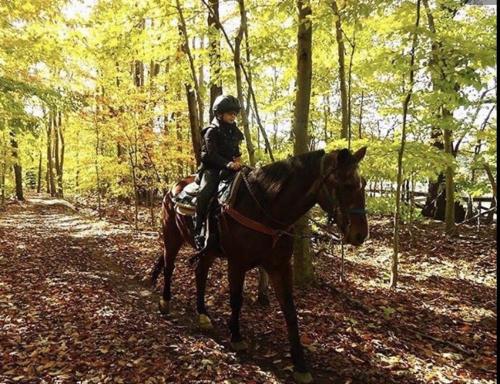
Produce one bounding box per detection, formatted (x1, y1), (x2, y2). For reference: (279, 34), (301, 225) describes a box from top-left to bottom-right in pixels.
(212, 95), (241, 114)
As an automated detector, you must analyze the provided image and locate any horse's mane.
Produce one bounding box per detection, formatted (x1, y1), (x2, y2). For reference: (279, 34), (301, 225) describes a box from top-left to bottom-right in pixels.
(247, 149), (325, 199)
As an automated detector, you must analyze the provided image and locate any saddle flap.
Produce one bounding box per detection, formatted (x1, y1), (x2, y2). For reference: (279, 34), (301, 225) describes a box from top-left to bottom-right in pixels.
(218, 171), (243, 207)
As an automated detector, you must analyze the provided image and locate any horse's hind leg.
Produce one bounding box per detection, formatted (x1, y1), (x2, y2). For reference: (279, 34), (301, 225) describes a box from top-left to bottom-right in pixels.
(195, 251), (216, 329)
(159, 221), (183, 315)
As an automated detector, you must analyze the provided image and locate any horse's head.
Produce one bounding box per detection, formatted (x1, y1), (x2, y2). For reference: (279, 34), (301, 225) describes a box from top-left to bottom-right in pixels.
(316, 147), (368, 246)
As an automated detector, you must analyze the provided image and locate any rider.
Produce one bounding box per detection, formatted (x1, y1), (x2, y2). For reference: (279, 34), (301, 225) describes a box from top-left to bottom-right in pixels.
(194, 95), (245, 251)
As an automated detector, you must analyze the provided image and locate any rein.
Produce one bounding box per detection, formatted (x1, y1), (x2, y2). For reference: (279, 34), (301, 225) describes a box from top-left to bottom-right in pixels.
(221, 152), (366, 246)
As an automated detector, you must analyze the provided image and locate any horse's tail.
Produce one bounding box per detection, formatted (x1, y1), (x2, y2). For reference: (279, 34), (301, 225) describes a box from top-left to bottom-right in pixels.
(150, 253), (164, 287)
(151, 192), (171, 287)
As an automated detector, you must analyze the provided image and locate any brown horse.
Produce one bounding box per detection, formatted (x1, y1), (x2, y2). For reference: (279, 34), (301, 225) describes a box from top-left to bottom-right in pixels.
(151, 147), (368, 383)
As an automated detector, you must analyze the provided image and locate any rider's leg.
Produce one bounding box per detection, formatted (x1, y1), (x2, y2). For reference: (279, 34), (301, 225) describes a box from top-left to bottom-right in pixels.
(194, 169), (219, 250)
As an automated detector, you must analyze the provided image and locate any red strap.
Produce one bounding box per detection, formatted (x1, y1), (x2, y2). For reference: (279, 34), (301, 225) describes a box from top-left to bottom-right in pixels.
(222, 204), (284, 247)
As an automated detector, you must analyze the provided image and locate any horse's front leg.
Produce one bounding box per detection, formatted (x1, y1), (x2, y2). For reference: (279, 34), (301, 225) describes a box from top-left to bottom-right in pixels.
(268, 263), (312, 384)
(195, 251), (216, 329)
(228, 263), (247, 351)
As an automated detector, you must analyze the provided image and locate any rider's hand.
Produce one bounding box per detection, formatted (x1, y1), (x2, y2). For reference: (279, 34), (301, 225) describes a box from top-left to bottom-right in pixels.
(227, 161), (242, 171)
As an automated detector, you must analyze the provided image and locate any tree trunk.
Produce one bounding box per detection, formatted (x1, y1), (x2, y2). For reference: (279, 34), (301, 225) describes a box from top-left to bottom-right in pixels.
(9, 130), (24, 201)
(443, 113), (456, 235)
(483, 163), (497, 224)
(47, 112), (56, 197)
(347, 29), (356, 147)
(208, 0), (223, 121)
(176, 109), (184, 176)
(391, 0), (421, 289)
(175, 0), (203, 146)
(358, 91), (364, 139)
(236, 0), (269, 302)
(186, 84), (202, 165)
(54, 111), (64, 198)
(235, 0), (255, 166)
(323, 100), (330, 142)
(37, 149), (42, 193)
(58, 112), (64, 196)
(421, 0), (465, 226)
(331, 0), (349, 140)
(94, 101), (102, 219)
(293, 0), (314, 287)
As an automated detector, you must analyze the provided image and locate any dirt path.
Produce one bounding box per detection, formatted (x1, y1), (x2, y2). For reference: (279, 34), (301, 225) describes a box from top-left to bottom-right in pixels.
(0, 198), (279, 383)
(0, 197), (496, 384)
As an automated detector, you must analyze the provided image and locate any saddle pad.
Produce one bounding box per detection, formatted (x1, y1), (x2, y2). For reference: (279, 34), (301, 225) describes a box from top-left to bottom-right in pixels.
(172, 171), (243, 216)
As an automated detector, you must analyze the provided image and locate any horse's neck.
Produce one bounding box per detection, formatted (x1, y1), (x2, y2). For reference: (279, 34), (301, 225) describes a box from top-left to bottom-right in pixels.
(266, 159), (321, 227)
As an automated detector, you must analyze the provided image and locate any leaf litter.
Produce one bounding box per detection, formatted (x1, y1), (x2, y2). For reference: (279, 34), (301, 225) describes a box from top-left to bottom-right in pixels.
(0, 197), (496, 383)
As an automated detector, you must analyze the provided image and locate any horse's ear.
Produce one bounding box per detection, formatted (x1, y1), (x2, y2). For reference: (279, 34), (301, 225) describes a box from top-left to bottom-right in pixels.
(338, 148), (350, 166)
(353, 146), (367, 163)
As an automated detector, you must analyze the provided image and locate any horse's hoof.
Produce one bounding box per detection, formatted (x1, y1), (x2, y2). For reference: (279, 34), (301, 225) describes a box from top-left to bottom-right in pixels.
(159, 299), (170, 314)
(198, 314), (213, 330)
(293, 371), (313, 384)
(230, 340), (248, 351)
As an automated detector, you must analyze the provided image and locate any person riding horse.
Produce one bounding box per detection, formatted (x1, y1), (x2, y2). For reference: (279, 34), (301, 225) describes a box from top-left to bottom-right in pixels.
(194, 95), (245, 251)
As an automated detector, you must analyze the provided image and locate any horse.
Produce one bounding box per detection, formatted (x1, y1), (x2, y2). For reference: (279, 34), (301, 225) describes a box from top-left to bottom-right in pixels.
(151, 147), (369, 383)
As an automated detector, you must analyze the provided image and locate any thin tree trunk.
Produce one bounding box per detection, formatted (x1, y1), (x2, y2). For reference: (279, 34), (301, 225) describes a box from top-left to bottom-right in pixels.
(130, 150), (139, 230)
(94, 101), (102, 219)
(196, 38), (206, 126)
(347, 29), (356, 147)
(37, 149), (42, 193)
(293, 0), (314, 287)
(186, 84), (202, 165)
(323, 97), (330, 142)
(53, 111), (63, 198)
(235, 0), (255, 166)
(483, 164), (497, 224)
(443, 110), (456, 235)
(391, 0), (421, 289)
(358, 91), (364, 139)
(11, 136), (23, 201)
(331, 0), (349, 140)
(57, 111), (64, 197)
(75, 129), (80, 191)
(47, 112), (56, 197)
(236, 0), (269, 302)
(208, 0), (223, 121)
(176, 110), (184, 176)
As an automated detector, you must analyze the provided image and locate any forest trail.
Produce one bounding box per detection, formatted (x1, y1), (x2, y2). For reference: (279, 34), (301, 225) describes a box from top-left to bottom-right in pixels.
(0, 196), (496, 384)
(0, 197), (281, 383)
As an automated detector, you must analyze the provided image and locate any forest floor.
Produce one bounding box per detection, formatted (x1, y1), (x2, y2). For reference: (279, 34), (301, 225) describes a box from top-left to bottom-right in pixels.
(0, 194), (496, 384)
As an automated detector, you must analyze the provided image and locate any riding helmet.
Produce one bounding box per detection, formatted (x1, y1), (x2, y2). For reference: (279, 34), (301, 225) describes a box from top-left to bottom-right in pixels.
(212, 95), (241, 114)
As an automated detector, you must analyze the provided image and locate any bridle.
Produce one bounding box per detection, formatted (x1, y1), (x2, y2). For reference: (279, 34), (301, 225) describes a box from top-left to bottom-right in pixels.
(226, 152), (366, 245)
(316, 152), (368, 220)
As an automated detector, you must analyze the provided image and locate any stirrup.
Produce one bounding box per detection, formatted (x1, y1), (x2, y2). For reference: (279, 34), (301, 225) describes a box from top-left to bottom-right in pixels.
(194, 235), (206, 252)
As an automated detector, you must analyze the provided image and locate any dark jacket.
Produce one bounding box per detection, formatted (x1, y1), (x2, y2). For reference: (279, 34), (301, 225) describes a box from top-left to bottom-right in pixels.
(200, 117), (244, 170)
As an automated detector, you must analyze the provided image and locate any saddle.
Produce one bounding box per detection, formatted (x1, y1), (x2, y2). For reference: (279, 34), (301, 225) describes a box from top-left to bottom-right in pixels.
(170, 171), (243, 216)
